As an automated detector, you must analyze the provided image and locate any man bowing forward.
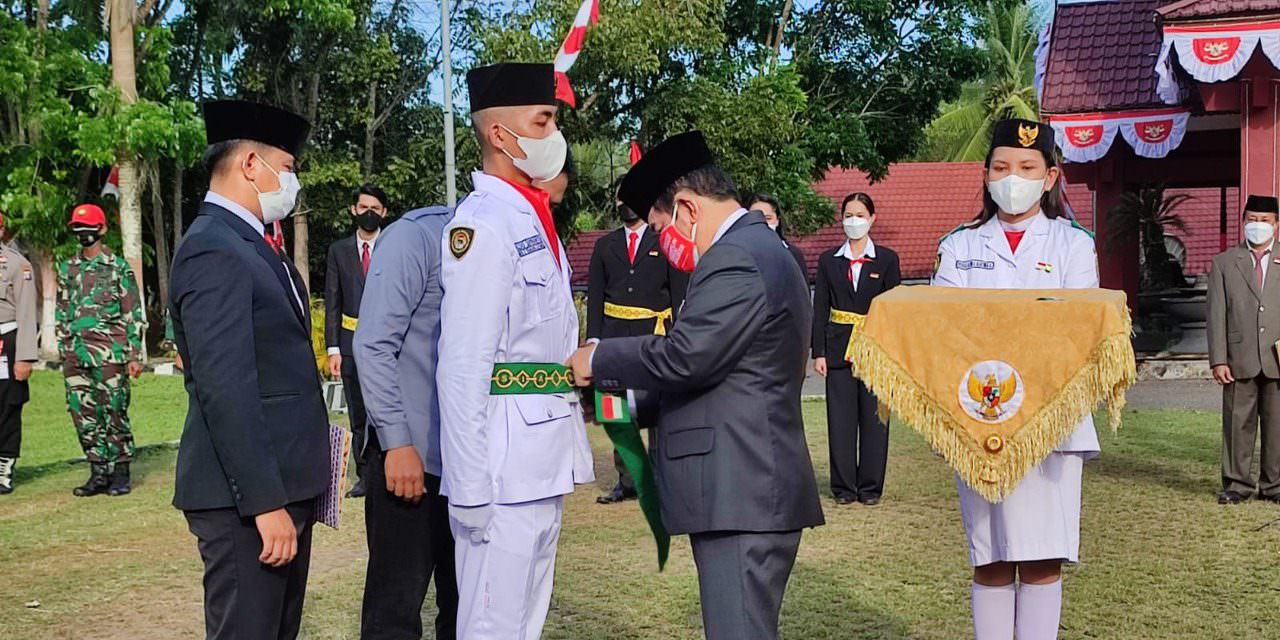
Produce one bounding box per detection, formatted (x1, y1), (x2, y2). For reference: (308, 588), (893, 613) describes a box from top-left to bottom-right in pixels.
(171, 101), (328, 640)
(568, 131), (824, 640)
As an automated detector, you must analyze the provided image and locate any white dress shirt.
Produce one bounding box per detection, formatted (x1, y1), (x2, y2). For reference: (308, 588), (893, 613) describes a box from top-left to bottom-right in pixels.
(835, 237), (877, 292)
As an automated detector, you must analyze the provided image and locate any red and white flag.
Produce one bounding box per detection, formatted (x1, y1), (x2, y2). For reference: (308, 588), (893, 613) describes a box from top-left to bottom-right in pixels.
(629, 139), (643, 166)
(594, 390), (631, 424)
(101, 167), (120, 199)
(553, 0), (600, 108)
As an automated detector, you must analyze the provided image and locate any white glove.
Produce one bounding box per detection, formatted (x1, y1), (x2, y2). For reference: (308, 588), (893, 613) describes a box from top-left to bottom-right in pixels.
(449, 503), (494, 544)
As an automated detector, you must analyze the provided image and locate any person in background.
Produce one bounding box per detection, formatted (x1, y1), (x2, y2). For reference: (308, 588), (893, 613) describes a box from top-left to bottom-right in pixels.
(1207, 194), (1280, 506)
(170, 100), (327, 639)
(436, 62), (594, 639)
(354, 203), (459, 639)
(932, 118), (1099, 640)
(0, 211), (38, 495)
(325, 183), (390, 498)
(811, 192), (900, 506)
(57, 204), (145, 498)
(749, 193), (807, 276)
(585, 200), (677, 504)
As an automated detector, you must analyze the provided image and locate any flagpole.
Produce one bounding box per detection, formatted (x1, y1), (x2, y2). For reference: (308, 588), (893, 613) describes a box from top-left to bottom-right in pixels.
(442, 0), (457, 207)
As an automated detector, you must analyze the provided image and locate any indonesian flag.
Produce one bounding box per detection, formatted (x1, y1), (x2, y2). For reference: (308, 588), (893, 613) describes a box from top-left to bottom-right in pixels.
(594, 390), (631, 424)
(629, 139), (643, 166)
(101, 167), (120, 199)
(553, 0), (600, 108)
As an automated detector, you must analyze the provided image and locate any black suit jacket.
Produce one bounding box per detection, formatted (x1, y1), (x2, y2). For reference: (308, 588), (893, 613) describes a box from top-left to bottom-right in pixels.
(325, 234), (369, 357)
(594, 212), (825, 535)
(170, 202), (329, 517)
(585, 226), (679, 339)
(811, 243), (901, 369)
(783, 238), (807, 282)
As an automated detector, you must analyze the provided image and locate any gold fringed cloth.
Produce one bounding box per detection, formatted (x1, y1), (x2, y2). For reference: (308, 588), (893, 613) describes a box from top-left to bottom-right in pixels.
(847, 287), (1136, 503)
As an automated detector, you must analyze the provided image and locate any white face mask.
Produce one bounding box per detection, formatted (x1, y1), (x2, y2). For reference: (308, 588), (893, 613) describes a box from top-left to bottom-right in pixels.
(250, 157), (301, 225)
(767, 221), (779, 231)
(500, 125), (567, 183)
(987, 174), (1046, 215)
(1245, 221), (1276, 246)
(843, 216), (872, 240)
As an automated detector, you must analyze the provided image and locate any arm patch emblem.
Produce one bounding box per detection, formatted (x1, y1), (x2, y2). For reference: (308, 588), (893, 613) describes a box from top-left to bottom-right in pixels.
(450, 227), (475, 259)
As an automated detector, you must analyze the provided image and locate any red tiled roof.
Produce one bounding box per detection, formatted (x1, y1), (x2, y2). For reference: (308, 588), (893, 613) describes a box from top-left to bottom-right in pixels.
(564, 163), (1239, 285)
(1158, 0), (1280, 20)
(1040, 0), (1169, 114)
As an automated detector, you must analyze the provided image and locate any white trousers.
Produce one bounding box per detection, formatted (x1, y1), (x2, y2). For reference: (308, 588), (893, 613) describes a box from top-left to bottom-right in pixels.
(451, 495), (564, 639)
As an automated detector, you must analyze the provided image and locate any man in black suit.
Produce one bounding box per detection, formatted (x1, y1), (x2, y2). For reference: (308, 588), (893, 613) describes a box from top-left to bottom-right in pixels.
(170, 100), (328, 640)
(568, 132), (824, 640)
(325, 184), (388, 498)
(812, 192), (901, 505)
(585, 201), (678, 504)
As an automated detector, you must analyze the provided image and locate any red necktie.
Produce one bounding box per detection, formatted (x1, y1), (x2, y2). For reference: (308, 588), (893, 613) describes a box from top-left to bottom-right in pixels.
(1255, 250), (1269, 288)
(361, 242), (371, 276)
(535, 208), (561, 269)
(1005, 230), (1025, 254)
(628, 231), (639, 264)
(265, 230), (284, 255)
(848, 257), (871, 283)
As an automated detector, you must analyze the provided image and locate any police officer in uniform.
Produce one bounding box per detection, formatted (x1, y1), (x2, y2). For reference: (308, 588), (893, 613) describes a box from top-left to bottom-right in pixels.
(436, 62), (594, 639)
(0, 212), (37, 495)
(585, 201), (677, 503)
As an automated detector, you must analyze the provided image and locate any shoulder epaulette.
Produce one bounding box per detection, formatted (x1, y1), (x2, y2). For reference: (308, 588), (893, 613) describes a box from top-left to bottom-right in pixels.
(1061, 217), (1096, 239)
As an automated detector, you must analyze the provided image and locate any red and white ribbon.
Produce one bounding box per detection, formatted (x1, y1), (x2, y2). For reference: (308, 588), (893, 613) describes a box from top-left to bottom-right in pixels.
(553, 0), (600, 108)
(1049, 108), (1190, 163)
(1157, 22), (1280, 104)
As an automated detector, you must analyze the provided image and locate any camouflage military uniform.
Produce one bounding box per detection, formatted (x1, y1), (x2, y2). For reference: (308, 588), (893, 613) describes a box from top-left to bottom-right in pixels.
(56, 248), (146, 466)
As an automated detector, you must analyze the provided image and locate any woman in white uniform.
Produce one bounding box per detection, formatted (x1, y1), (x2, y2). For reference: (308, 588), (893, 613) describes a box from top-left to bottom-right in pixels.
(931, 119), (1099, 640)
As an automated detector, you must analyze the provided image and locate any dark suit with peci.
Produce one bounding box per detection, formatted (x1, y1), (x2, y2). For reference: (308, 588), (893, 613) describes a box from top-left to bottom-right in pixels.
(812, 243), (901, 501)
(325, 234), (373, 482)
(593, 211), (824, 640)
(171, 199), (329, 640)
(1207, 242), (1280, 499)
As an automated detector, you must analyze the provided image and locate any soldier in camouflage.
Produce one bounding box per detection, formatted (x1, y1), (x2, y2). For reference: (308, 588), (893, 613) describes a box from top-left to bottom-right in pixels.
(57, 204), (146, 497)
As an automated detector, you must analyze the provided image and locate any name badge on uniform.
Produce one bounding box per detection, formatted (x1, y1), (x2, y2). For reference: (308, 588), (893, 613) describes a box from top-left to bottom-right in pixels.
(1035, 261), (1054, 273)
(869, 272), (880, 279)
(956, 259), (995, 271)
(514, 235), (547, 257)
(648, 250), (659, 257)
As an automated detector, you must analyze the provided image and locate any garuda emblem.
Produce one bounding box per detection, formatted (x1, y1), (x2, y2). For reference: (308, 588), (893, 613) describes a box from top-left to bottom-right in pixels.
(958, 360), (1025, 424)
(1018, 123), (1039, 147)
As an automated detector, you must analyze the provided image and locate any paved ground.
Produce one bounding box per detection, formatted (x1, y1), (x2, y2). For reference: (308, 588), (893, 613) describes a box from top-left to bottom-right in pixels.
(802, 372), (1220, 412)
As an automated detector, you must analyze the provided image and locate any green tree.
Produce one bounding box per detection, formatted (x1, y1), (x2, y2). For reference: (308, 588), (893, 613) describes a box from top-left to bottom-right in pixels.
(920, 1), (1040, 162)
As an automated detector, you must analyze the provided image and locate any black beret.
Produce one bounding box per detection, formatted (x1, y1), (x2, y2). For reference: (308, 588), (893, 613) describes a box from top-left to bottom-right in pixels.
(990, 118), (1056, 158)
(202, 100), (311, 158)
(468, 63), (558, 113)
(1246, 195), (1279, 214)
(618, 131), (715, 216)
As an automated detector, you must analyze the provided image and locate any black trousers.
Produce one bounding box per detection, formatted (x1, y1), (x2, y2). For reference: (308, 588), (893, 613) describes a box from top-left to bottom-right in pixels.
(341, 356), (368, 480)
(689, 530), (802, 640)
(0, 328), (27, 459)
(185, 499), (316, 640)
(361, 433), (458, 639)
(826, 367), (889, 500)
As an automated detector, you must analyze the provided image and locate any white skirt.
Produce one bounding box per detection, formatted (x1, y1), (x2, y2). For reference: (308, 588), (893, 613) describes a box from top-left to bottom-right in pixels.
(957, 451), (1087, 567)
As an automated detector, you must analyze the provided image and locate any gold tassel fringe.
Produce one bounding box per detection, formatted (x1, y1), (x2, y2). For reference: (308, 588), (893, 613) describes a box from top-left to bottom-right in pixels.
(848, 326), (1135, 503)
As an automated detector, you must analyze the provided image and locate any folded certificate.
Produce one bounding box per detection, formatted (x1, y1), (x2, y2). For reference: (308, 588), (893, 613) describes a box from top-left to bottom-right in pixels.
(317, 423), (352, 529)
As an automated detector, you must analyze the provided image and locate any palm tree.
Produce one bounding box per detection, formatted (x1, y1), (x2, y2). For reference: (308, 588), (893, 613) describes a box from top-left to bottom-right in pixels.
(1106, 186), (1192, 291)
(921, 2), (1040, 161)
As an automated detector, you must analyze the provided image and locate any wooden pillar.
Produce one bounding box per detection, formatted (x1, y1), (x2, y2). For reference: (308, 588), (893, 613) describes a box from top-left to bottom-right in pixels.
(1094, 158), (1138, 310)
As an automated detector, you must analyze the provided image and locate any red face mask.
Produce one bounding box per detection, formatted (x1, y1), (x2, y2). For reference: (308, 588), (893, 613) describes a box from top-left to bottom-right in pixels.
(659, 203), (697, 273)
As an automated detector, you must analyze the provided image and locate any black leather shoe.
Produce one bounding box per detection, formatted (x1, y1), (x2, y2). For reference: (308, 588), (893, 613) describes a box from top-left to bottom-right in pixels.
(834, 495), (858, 505)
(107, 462), (132, 496)
(860, 496), (882, 506)
(74, 464), (111, 497)
(346, 478), (367, 498)
(1258, 494), (1280, 504)
(1218, 491), (1250, 505)
(596, 485), (637, 504)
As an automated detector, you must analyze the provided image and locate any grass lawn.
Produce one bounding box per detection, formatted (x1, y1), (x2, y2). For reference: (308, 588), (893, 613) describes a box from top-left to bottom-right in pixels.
(1, 375), (1278, 639)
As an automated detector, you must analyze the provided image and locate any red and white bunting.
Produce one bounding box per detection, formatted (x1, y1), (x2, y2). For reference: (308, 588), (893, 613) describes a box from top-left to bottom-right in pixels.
(101, 166), (120, 199)
(1157, 22), (1280, 104)
(1048, 109), (1190, 163)
(553, 0), (600, 108)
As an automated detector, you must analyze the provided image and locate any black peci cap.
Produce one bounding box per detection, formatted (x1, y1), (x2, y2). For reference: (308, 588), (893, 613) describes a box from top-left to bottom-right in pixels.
(618, 131), (716, 216)
(202, 100), (311, 158)
(1245, 195), (1280, 214)
(990, 118), (1056, 158)
(467, 63), (558, 113)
